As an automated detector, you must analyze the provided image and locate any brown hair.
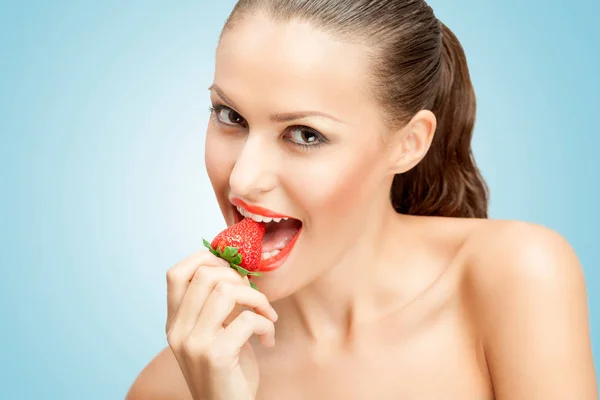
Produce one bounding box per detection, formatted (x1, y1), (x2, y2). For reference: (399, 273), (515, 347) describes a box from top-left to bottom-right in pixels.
(223, 0), (489, 218)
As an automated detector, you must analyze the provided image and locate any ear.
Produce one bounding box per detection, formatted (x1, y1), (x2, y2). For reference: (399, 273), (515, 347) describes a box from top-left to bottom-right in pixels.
(386, 110), (437, 175)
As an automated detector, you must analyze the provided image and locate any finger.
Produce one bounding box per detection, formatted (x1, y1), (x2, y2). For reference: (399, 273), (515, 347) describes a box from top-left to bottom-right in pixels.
(219, 310), (276, 350)
(192, 282), (278, 338)
(170, 265), (247, 336)
(166, 250), (230, 325)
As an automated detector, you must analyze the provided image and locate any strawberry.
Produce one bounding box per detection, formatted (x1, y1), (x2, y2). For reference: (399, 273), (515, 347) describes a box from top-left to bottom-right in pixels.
(203, 218), (266, 290)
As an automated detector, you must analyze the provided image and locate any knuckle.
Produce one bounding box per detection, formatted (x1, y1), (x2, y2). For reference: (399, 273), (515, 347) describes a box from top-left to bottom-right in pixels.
(191, 267), (212, 283)
(214, 281), (234, 296)
(166, 268), (184, 284)
(166, 328), (182, 348)
(167, 250), (222, 284)
(239, 309), (257, 323)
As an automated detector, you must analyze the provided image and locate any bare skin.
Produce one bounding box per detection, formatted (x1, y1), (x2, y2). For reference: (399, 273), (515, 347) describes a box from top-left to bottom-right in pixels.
(127, 217), (596, 399)
(126, 13), (597, 400)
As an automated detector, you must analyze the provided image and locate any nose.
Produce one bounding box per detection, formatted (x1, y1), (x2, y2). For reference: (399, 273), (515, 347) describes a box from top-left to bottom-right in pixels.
(229, 134), (278, 201)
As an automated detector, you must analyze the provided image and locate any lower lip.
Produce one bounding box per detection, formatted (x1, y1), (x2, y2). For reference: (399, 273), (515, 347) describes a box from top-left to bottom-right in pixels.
(257, 228), (302, 272)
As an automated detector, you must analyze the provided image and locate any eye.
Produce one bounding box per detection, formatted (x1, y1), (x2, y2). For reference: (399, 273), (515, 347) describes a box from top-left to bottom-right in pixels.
(211, 105), (246, 127)
(286, 126), (326, 147)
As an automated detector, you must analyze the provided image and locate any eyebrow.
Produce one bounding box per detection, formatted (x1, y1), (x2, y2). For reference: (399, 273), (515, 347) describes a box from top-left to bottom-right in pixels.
(208, 84), (345, 124)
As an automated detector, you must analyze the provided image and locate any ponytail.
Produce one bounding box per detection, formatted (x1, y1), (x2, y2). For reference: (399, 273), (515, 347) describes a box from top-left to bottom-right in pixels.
(390, 22), (489, 218)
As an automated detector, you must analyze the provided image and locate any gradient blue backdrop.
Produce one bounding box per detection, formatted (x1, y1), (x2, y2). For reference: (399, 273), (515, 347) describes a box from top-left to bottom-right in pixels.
(1, 1), (598, 398)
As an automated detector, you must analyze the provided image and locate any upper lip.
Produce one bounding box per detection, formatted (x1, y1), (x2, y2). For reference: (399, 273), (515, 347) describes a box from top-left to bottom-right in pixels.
(230, 197), (293, 219)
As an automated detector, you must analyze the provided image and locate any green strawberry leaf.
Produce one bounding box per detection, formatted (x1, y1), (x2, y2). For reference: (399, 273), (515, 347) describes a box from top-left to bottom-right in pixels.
(202, 237), (262, 291)
(229, 263), (249, 277)
(203, 238), (219, 256)
(224, 246), (238, 260)
(229, 263), (263, 277)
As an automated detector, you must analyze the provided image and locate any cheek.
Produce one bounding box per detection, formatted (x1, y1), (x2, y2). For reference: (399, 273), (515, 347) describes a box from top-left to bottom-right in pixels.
(286, 146), (383, 225)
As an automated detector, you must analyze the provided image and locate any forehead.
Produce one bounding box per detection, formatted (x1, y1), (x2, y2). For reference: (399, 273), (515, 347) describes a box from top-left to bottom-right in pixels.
(215, 13), (374, 122)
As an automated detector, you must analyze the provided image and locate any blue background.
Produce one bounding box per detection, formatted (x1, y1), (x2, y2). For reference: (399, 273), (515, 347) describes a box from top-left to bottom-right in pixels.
(1, 1), (598, 398)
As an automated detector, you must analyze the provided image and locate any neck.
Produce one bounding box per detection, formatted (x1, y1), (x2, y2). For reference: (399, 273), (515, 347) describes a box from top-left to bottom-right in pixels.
(272, 203), (419, 347)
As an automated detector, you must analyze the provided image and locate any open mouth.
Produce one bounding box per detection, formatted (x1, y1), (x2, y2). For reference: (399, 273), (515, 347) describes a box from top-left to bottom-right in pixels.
(232, 204), (302, 271)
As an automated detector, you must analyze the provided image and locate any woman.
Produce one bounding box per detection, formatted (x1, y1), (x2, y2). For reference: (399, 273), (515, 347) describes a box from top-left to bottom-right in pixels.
(127, 1), (597, 399)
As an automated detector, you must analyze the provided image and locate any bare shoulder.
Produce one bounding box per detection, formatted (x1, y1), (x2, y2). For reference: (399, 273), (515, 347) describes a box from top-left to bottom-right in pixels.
(126, 346), (192, 400)
(459, 219), (597, 399)
(460, 219), (587, 317)
(461, 219), (584, 291)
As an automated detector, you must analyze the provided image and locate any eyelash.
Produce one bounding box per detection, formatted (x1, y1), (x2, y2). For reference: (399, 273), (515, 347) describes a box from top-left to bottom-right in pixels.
(208, 104), (328, 151)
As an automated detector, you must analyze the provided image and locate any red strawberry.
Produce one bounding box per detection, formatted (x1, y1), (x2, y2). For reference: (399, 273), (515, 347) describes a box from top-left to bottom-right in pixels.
(203, 218), (266, 289)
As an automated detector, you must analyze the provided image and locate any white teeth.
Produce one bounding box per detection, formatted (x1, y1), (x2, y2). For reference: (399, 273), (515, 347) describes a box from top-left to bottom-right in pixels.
(261, 249), (281, 260)
(235, 205), (288, 224)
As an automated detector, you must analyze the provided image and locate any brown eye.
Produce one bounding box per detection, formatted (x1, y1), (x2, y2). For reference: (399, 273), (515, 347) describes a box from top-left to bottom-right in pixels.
(214, 105), (246, 126)
(288, 127), (322, 146)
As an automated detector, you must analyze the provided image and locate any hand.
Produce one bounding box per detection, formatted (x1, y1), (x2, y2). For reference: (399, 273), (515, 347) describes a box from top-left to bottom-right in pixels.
(165, 250), (278, 400)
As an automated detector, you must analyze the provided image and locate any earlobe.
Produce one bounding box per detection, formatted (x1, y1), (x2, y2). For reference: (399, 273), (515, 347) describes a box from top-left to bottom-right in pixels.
(387, 110), (437, 175)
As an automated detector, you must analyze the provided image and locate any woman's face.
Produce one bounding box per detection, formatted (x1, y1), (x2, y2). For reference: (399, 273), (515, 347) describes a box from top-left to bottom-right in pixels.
(205, 13), (397, 300)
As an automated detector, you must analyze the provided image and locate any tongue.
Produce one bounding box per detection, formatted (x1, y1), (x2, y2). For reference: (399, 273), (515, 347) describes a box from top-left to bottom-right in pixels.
(262, 220), (299, 252)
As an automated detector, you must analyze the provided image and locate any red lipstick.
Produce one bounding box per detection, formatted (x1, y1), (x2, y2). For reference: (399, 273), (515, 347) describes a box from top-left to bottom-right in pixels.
(257, 227), (302, 272)
(230, 197), (292, 219)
